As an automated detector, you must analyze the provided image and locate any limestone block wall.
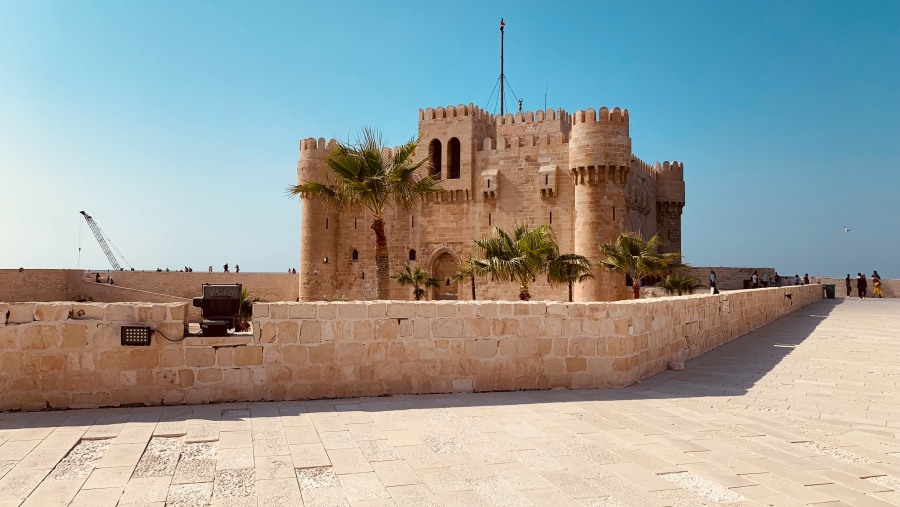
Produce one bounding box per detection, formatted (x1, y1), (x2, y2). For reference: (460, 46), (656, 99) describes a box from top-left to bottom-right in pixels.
(0, 285), (820, 411)
(79, 271), (298, 302)
(0, 269), (297, 306)
(0, 269), (69, 302)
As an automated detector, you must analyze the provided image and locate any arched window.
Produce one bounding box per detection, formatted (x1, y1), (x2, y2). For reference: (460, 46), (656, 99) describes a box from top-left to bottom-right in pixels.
(448, 138), (461, 179)
(409, 249), (417, 261)
(351, 249), (359, 262)
(428, 139), (442, 180)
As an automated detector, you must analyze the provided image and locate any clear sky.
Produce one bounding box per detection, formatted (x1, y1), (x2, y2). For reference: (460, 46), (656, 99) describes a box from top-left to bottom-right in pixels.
(1, 1), (898, 277)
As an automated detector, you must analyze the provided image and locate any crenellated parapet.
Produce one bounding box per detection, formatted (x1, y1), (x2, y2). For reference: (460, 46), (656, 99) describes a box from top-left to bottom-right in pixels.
(571, 106), (629, 126)
(630, 156), (657, 182)
(654, 161), (685, 205)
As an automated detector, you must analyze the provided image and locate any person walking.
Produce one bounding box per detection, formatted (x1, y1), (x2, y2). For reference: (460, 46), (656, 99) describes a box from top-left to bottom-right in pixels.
(223, 263), (229, 273)
(856, 273), (867, 299)
(774, 272), (781, 287)
(751, 270), (759, 289)
(803, 274), (810, 285)
(761, 273), (770, 288)
(845, 274), (852, 297)
(709, 270), (718, 294)
(235, 264), (240, 274)
(872, 271), (883, 298)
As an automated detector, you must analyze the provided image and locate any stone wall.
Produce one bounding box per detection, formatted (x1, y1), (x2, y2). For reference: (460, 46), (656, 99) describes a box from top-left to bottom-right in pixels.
(0, 285), (821, 411)
(0, 269), (297, 305)
(0, 269), (69, 302)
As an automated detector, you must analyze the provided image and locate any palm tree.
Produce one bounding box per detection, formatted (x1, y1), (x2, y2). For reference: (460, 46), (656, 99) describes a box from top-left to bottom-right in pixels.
(548, 253), (594, 302)
(287, 128), (441, 299)
(657, 273), (703, 296)
(393, 264), (439, 300)
(473, 224), (559, 301)
(598, 232), (682, 299)
(452, 259), (485, 301)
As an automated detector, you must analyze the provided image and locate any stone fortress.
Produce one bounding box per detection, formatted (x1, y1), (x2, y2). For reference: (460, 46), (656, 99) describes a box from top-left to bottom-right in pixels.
(297, 103), (685, 302)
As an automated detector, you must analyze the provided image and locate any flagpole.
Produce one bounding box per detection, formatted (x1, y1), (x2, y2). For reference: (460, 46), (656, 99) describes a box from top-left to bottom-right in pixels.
(500, 18), (505, 116)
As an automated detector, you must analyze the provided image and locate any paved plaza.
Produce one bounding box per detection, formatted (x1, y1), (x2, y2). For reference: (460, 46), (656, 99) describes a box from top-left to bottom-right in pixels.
(1, 298), (898, 506)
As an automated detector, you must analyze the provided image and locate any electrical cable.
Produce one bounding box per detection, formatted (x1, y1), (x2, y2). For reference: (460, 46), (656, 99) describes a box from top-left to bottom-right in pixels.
(153, 328), (187, 342)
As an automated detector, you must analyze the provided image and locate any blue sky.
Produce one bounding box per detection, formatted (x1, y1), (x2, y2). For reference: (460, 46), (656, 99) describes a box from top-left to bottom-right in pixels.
(1, 1), (898, 277)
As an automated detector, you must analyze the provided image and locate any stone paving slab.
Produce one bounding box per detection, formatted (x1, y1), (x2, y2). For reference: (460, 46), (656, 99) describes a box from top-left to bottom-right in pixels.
(1, 299), (899, 506)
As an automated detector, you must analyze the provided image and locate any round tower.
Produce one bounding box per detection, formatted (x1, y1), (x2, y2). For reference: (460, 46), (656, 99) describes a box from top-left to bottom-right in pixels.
(570, 107), (632, 301)
(297, 137), (338, 301)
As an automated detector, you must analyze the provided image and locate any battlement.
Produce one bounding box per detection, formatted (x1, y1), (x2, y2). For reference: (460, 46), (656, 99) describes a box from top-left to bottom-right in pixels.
(298, 137), (335, 152)
(419, 104), (494, 124)
(571, 107), (629, 126)
(655, 161), (684, 180)
(631, 156), (658, 182)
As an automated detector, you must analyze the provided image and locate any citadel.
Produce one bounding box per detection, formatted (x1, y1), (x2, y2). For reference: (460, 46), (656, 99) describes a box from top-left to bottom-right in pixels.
(297, 103), (685, 302)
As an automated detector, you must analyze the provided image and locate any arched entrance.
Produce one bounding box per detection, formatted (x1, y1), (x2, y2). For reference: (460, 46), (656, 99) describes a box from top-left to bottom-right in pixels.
(431, 251), (459, 300)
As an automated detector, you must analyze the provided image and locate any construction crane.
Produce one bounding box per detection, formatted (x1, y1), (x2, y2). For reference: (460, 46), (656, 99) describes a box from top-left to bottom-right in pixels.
(79, 210), (133, 270)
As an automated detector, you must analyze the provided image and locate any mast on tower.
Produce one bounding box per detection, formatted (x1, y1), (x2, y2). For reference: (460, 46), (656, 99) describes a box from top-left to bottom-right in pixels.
(500, 18), (505, 116)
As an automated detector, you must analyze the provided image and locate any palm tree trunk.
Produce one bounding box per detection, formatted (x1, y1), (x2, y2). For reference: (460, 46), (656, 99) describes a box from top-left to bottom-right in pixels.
(568, 281), (574, 302)
(632, 277), (641, 299)
(470, 276), (476, 301)
(371, 217), (389, 299)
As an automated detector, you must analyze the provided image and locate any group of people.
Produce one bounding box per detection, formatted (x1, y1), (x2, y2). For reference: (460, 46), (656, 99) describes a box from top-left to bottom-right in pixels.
(709, 270), (812, 293)
(288, 268), (297, 274)
(845, 271), (882, 299)
(221, 263), (239, 273)
(94, 273), (114, 285)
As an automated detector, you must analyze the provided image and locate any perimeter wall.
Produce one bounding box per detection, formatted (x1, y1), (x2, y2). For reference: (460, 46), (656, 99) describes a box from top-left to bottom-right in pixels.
(0, 284), (822, 411)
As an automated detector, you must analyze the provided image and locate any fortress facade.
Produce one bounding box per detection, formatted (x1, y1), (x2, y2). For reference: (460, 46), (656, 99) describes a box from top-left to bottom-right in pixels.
(296, 104), (685, 302)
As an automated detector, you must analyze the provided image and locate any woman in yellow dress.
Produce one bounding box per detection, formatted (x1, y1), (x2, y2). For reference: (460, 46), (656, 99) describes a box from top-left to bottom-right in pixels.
(872, 275), (883, 298)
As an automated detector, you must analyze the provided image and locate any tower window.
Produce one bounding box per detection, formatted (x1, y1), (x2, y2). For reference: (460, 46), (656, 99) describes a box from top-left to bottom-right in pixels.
(354, 218), (357, 229)
(428, 139), (442, 180)
(612, 207), (616, 221)
(488, 213), (492, 226)
(351, 249), (359, 262)
(544, 175), (549, 185)
(325, 218), (329, 230)
(549, 210), (553, 224)
(411, 215), (415, 228)
(409, 249), (417, 261)
(448, 138), (461, 179)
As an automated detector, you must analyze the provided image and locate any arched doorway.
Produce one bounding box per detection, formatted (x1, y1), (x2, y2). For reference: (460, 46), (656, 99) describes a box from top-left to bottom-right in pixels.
(431, 252), (459, 300)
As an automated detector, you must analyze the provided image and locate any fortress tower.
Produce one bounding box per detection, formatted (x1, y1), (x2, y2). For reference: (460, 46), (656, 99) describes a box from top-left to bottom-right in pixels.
(296, 103), (685, 302)
(297, 137), (339, 300)
(570, 107), (632, 301)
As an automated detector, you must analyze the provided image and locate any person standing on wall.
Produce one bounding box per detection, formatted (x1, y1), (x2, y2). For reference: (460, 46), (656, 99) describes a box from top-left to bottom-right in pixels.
(235, 264), (240, 274)
(709, 270), (718, 294)
(761, 273), (770, 288)
(794, 274), (800, 285)
(224, 263), (229, 273)
(751, 270), (759, 289)
(774, 272), (781, 287)
(857, 272), (867, 299)
(803, 274), (810, 285)
(845, 274), (852, 297)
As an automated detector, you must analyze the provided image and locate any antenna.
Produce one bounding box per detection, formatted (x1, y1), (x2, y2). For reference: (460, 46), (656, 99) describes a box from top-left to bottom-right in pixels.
(544, 82), (548, 111)
(499, 18), (505, 116)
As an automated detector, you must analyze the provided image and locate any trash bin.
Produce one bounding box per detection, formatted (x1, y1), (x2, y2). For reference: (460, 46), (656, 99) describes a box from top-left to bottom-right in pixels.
(823, 284), (836, 299)
(742, 279), (751, 290)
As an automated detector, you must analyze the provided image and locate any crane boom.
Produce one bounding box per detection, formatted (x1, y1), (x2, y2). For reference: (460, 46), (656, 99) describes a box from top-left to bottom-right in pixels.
(79, 210), (123, 270)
